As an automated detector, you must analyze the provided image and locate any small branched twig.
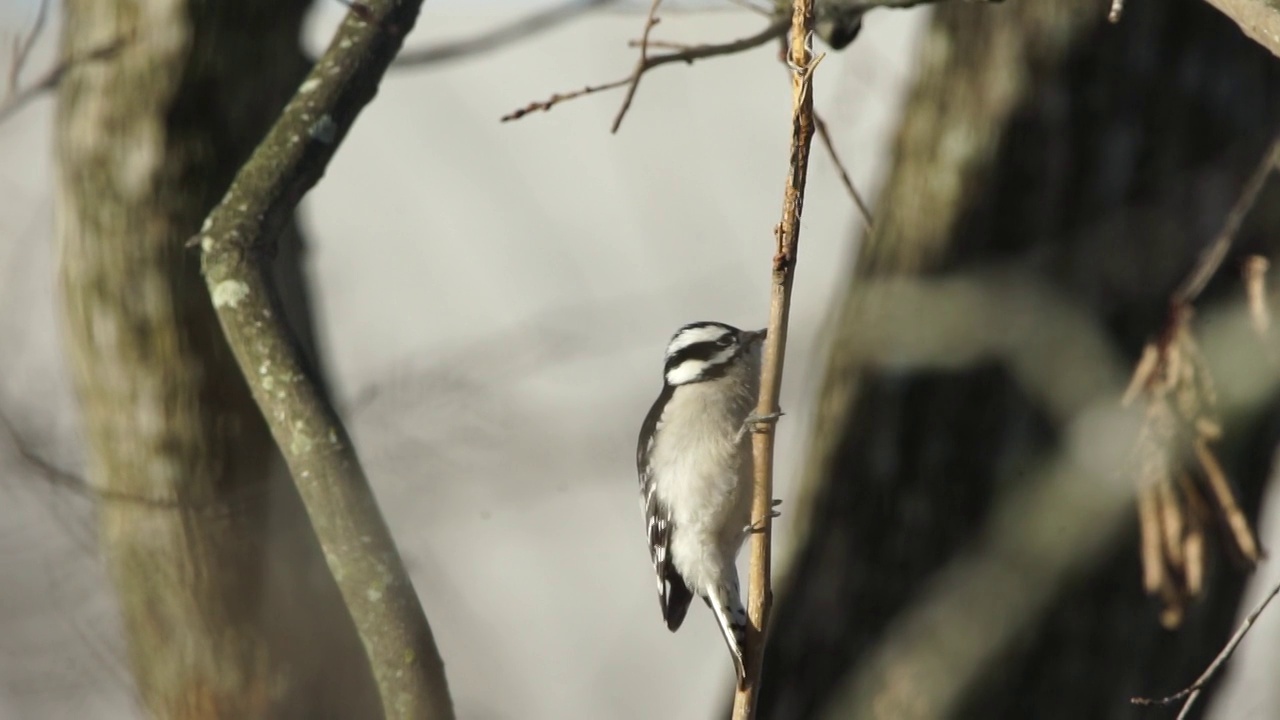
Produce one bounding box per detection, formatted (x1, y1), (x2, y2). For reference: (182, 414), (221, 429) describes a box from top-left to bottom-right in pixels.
(1132, 580), (1280, 719)
(1, 409), (89, 499)
(0, 0), (127, 127)
(731, 3), (822, 718)
(499, 0), (998, 128)
(500, 0), (999, 128)
(0, 408), (270, 513)
(611, 0), (664, 133)
(8, 0), (49, 95)
(501, 17), (789, 123)
(814, 109), (873, 232)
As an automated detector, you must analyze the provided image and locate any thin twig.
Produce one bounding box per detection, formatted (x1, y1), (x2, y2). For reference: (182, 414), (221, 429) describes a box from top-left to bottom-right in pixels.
(1131, 580), (1280, 719)
(1174, 132), (1280, 305)
(0, 38), (127, 125)
(501, 16), (789, 123)
(195, 0), (454, 716)
(627, 38), (694, 50)
(501, 78), (631, 121)
(8, 0), (49, 94)
(523, 0), (978, 130)
(612, 0), (664, 134)
(814, 110), (873, 233)
(732, 5), (822, 719)
(0, 408), (271, 512)
(393, 0), (617, 68)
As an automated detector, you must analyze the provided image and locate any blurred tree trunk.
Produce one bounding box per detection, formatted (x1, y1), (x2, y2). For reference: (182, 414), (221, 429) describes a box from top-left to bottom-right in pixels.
(758, 1), (1280, 718)
(55, 1), (379, 717)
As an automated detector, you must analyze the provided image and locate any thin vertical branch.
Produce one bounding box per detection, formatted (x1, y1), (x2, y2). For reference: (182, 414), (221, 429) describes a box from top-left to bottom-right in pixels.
(732, 0), (822, 716)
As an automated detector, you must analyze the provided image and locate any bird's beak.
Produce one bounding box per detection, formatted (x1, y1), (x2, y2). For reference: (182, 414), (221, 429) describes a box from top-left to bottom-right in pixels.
(744, 328), (768, 346)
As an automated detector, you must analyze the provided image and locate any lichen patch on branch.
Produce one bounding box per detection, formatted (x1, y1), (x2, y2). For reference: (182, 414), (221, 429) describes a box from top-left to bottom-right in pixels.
(211, 280), (250, 309)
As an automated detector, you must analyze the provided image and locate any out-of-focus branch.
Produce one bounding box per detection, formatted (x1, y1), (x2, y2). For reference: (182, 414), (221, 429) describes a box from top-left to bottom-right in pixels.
(838, 271), (1130, 422)
(7, 0), (49, 94)
(4, 0), (612, 122)
(811, 271), (1280, 720)
(732, 4), (821, 719)
(1200, 0), (1280, 59)
(393, 0), (617, 68)
(1, 0), (128, 125)
(195, 1), (453, 718)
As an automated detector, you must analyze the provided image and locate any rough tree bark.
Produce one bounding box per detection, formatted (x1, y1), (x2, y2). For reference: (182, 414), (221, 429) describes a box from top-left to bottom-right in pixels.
(55, 1), (379, 717)
(758, 1), (1280, 718)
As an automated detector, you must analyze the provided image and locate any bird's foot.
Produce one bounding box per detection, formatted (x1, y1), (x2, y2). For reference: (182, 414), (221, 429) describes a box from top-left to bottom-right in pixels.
(743, 499), (783, 534)
(735, 409), (784, 443)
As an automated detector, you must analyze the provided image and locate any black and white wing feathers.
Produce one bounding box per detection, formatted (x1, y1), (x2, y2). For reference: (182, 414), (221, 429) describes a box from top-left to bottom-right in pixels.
(636, 384), (693, 631)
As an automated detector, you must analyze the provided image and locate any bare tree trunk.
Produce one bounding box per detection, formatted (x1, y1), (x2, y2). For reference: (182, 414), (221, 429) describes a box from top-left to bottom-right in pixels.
(55, 2), (379, 717)
(758, 1), (1280, 718)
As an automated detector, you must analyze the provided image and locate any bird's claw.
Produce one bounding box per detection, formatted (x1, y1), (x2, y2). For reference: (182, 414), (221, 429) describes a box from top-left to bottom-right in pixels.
(743, 499), (783, 534)
(736, 409), (784, 443)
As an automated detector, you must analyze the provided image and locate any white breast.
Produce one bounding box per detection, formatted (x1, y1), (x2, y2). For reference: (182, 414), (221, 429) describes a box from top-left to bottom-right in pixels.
(649, 366), (757, 593)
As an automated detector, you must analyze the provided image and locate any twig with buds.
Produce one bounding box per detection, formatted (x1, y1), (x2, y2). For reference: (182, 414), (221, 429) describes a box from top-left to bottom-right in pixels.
(502, 17), (790, 124)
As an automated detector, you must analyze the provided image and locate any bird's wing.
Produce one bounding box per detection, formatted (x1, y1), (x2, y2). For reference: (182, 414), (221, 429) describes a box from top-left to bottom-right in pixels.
(637, 384), (693, 631)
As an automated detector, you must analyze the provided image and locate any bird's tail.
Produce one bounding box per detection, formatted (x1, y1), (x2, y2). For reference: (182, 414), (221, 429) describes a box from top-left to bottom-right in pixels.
(704, 574), (748, 688)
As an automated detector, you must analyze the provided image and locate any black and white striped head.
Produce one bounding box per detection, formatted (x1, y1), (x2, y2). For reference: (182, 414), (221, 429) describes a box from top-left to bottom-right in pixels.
(662, 321), (766, 386)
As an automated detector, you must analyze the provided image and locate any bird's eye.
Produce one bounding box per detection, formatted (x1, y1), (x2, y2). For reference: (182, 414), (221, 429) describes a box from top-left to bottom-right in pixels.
(716, 336), (734, 347)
